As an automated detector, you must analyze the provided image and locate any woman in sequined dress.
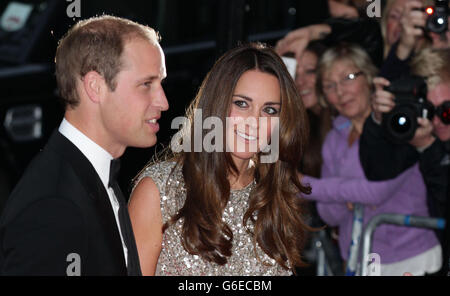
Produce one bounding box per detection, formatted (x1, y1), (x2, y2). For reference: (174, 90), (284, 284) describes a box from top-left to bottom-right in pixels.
(128, 43), (312, 275)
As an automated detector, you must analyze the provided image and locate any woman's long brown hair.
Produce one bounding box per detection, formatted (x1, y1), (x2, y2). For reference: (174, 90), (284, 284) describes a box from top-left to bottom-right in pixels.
(163, 43), (312, 271)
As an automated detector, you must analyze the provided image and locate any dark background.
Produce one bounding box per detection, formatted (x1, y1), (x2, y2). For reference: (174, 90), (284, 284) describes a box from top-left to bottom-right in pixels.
(0, 0), (331, 211)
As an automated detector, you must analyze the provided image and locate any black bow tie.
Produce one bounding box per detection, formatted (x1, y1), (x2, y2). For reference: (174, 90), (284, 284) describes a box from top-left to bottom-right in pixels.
(109, 158), (121, 189)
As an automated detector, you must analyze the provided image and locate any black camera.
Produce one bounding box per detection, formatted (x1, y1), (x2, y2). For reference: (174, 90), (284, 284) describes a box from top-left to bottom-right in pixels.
(425, 0), (449, 34)
(382, 75), (434, 142)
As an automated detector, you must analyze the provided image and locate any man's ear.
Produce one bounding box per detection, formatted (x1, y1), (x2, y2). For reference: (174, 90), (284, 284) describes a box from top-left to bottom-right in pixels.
(82, 71), (107, 103)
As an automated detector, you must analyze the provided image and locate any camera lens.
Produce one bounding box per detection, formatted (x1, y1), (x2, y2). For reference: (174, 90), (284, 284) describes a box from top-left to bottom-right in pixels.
(433, 15), (446, 26)
(428, 15), (447, 33)
(382, 75), (428, 141)
(436, 16), (445, 25)
(391, 113), (412, 134)
(426, 0), (449, 34)
(383, 105), (418, 141)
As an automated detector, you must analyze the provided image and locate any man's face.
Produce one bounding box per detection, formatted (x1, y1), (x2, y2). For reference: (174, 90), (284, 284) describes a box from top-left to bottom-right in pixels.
(428, 82), (450, 141)
(99, 39), (169, 152)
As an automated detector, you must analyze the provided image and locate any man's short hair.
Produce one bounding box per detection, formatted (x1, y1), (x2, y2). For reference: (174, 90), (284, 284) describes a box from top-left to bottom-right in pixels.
(411, 47), (450, 89)
(55, 15), (160, 109)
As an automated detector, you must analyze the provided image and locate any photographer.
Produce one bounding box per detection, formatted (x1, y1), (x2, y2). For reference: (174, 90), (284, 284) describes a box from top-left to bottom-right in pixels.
(360, 0), (450, 275)
(380, 0), (450, 81)
(359, 48), (450, 275)
(299, 43), (441, 276)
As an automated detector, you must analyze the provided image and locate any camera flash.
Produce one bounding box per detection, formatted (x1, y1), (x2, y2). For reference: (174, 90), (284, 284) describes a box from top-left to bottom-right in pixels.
(426, 7), (434, 15)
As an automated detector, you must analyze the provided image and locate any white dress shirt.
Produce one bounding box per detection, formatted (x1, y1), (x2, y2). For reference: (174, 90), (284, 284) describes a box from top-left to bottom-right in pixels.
(58, 118), (128, 266)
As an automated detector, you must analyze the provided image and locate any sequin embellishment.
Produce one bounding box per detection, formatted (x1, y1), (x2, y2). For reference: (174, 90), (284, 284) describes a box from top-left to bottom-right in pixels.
(136, 161), (291, 276)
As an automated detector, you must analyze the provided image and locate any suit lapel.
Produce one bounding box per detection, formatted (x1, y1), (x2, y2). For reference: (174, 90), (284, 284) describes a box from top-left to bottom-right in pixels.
(45, 130), (126, 271)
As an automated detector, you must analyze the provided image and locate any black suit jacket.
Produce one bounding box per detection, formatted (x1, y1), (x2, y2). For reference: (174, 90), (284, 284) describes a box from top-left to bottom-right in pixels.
(0, 131), (132, 275)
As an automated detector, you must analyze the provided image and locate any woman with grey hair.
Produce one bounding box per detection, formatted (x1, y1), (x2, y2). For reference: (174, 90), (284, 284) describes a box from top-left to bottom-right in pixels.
(299, 43), (441, 275)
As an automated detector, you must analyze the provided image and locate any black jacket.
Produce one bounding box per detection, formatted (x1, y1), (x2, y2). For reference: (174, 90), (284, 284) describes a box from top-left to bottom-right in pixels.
(360, 115), (450, 274)
(0, 131), (131, 275)
(360, 115), (449, 218)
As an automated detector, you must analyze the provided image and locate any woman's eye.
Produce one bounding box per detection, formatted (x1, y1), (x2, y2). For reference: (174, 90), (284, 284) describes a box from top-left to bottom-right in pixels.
(264, 106), (279, 115)
(233, 100), (248, 108)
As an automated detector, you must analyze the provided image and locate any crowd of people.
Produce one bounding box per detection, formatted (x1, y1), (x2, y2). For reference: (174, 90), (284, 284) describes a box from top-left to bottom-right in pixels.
(0, 0), (449, 276)
(276, 0), (450, 276)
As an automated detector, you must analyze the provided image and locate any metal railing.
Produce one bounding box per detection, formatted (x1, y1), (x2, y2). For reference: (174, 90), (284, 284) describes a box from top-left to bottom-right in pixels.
(359, 214), (446, 276)
(313, 228), (344, 276)
(345, 203), (364, 275)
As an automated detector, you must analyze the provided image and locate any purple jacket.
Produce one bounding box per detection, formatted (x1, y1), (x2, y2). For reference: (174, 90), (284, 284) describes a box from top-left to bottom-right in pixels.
(302, 116), (439, 264)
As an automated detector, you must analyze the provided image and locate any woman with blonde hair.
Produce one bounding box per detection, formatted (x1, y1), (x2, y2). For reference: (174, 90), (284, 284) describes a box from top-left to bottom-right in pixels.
(300, 43), (441, 275)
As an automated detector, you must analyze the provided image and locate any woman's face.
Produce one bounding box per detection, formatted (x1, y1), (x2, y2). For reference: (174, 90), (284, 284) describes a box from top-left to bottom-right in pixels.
(226, 69), (281, 164)
(295, 50), (319, 109)
(321, 60), (371, 121)
(385, 0), (408, 46)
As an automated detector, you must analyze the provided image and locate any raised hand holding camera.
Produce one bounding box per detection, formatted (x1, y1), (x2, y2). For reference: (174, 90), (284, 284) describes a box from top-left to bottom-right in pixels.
(372, 76), (437, 150)
(381, 75), (433, 142)
(372, 77), (395, 123)
(275, 24), (331, 64)
(409, 117), (436, 150)
(397, 0), (426, 60)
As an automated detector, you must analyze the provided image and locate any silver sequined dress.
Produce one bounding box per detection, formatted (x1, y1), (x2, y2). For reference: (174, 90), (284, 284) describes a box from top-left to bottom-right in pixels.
(137, 161), (292, 276)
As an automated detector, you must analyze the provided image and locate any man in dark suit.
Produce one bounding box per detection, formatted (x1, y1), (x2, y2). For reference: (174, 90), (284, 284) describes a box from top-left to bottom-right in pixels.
(0, 15), (169, 275)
